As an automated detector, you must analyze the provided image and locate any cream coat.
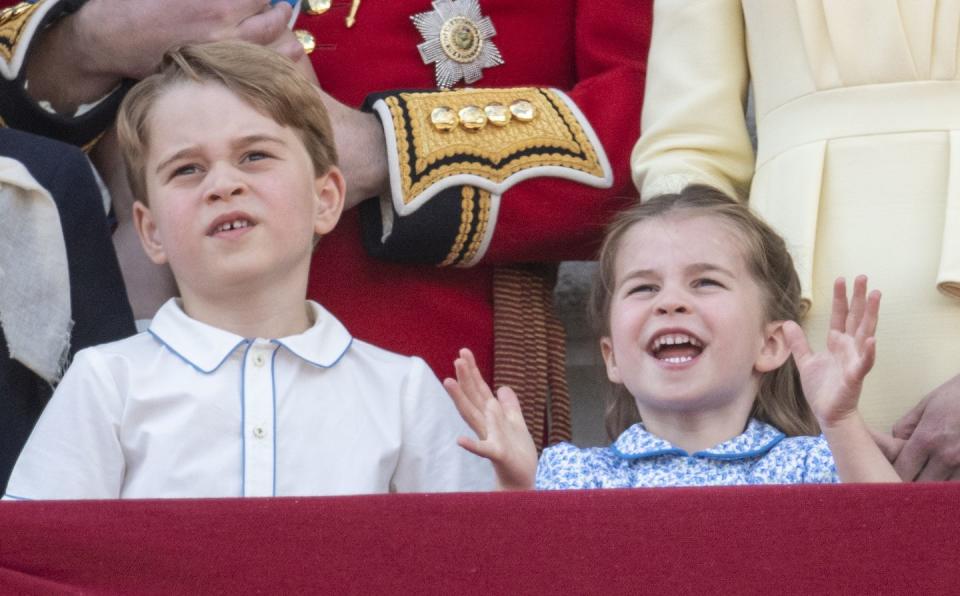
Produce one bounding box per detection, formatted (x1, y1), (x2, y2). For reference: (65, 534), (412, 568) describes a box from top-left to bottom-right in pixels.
(632, 0), (960, 429)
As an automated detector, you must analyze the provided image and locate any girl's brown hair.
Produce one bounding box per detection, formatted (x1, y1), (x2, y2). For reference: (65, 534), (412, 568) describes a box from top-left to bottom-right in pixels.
(589, 185), (818, 440)
(116, 40), (338, 205)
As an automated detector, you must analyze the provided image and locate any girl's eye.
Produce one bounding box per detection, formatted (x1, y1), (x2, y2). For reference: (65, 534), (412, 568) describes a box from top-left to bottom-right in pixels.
(693, 278), (724, 289)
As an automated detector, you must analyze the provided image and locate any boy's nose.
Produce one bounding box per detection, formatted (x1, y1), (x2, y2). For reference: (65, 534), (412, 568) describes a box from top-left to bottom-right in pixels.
(204, 165), (247, 202)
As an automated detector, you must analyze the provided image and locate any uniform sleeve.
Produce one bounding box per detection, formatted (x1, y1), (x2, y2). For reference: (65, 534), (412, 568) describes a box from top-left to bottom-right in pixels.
(391, 357), (496, 492)
(3, 348), (126, 500)
(0, 0), (129, 147)
(360, 0), (651, 266)
(630, 0), (755, 201)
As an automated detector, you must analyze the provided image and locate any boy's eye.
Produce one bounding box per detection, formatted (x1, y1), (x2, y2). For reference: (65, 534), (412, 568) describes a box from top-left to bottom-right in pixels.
(243, 151), (271, 162)
(171, 164), (199, 178)
(626, 284), (657, 295)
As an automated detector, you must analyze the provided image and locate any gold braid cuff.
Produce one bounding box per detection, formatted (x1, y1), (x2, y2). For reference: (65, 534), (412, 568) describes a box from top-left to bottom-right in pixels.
(369, 87), (612, 217)
(1, 1), (49, 78)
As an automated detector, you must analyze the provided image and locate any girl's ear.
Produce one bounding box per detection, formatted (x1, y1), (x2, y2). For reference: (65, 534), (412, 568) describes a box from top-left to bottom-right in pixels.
(755, 320), (792, 373)
(132, 201), (168, 265)
(313, 166), (346, 237)
(600, 336), (622, 384)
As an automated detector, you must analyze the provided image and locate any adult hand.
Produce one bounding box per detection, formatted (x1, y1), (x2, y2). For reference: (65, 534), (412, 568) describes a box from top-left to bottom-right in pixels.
(310, 85), (390, 210)
(26, 0), (296, 112)
(891, 373), (960, 481)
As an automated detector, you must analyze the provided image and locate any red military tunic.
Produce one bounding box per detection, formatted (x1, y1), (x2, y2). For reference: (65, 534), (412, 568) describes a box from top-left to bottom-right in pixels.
(298, 0), (650, 384)
(0, 0), (651, 444)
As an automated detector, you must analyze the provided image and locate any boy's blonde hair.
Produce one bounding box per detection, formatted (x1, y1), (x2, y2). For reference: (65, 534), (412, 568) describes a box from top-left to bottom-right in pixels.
(116, 40), (338, 204)
(590, 185), (819, 440)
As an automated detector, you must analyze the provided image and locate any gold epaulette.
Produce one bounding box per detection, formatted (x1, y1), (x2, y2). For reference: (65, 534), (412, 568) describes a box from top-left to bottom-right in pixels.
(1, 1), (52, 80)
(369, 87), (612, 216)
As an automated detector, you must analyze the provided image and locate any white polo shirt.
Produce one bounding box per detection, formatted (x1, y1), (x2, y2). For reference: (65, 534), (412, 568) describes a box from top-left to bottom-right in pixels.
(5, 299), (494, 499)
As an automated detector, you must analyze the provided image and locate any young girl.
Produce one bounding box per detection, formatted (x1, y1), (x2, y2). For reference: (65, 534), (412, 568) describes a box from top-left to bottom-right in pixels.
(444, 185), (900, 489)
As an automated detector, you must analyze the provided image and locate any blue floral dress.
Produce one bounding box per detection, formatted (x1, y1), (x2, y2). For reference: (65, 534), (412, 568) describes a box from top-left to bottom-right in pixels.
(536, 419), (838, 489)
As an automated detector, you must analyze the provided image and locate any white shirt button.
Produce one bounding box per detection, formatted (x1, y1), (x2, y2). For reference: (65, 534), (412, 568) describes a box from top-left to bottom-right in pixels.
(252, 426), (266, 439)
(252, 353), (266, 367)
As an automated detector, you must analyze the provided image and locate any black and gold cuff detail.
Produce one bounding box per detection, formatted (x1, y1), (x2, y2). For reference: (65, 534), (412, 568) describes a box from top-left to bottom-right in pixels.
(359, 184), (497, 267)
(365, 86), (612, 216)
(0, 1), (43, 64)
(0, 0), (127, 148)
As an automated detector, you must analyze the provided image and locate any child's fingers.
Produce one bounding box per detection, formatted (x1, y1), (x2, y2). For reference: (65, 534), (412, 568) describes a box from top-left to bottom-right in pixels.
(453, 354), (492, 411)
(496, 386), (522, 414)
(496, 386), (531, 431)
(782, 320), (812, 363)
(855, 290), (881, 349)
(852, 336), (877, 380)
(455, 348), (494, 405)
(456, 435), (496, 460)
(443, 377), (485, 436)
(846, 275), (868, 332)
(829, 277), (849, 334)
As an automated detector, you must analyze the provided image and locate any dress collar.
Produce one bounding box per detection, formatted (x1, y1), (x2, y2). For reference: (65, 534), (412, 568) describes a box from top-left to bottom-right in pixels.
(148, 299), (352, 373)
(611, 418), (786, 461)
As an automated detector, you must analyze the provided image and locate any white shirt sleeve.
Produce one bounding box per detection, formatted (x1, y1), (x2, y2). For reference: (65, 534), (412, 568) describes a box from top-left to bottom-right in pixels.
(390, 357), (496, 493)
(4, 348), (126, 500)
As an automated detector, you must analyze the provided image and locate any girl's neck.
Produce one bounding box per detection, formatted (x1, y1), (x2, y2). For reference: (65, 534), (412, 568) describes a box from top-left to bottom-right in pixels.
(637, 399), (756, 453)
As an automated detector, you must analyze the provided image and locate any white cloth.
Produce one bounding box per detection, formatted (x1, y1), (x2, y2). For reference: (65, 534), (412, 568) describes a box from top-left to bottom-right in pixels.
(0, 156), (71, 383)
(4, 299), (494, 499)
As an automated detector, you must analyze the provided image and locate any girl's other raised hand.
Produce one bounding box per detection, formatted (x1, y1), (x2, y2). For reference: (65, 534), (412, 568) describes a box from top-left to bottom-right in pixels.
(783, 276), (880, 429)
(443, 349), (537, 490)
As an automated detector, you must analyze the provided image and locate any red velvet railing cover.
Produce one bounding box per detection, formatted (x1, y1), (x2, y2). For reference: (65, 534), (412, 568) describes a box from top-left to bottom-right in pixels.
(1, 484), (957, 594)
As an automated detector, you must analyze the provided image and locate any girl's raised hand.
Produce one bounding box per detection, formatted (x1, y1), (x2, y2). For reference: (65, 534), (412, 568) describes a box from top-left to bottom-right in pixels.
(783, 276), (880, 428)
(443, 349), (538, 490)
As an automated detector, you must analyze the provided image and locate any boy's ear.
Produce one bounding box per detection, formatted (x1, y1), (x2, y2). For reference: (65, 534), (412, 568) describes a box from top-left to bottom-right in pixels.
(313, 166), (346, 236)
(755, 320), (792, 373)
(132, 201), (169, 265)
(600, 336), (622, 384)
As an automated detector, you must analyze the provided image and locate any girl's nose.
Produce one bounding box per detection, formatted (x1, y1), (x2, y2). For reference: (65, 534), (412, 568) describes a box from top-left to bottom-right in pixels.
(654, 289), (690, 315)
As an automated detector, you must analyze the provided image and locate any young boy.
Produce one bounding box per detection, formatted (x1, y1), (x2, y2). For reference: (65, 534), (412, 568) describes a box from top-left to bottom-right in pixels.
(3, 41), (494, 499)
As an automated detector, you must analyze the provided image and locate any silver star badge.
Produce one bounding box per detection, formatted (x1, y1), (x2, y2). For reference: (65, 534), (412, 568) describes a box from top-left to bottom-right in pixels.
(411, 0), (504, 89)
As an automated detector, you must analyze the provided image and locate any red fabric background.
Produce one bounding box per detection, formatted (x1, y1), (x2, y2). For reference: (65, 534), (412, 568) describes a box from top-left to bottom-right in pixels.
(1, 484), (957, 594)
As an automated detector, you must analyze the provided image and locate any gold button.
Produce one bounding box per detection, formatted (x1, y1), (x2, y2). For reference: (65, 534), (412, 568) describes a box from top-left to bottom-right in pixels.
(484, 103), (511, 127)
(509, 100), (536, 122)
(304, 0), (332, 15)
(253, 353), (266, 367)
(458, 105), (487, 130)
(295, 29), (316, 55)
(431, 106), (459, 131)
(253, 426), (266, 439)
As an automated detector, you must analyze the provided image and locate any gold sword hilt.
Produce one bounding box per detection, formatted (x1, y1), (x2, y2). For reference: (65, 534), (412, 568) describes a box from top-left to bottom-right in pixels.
(345, 0), (361, 27)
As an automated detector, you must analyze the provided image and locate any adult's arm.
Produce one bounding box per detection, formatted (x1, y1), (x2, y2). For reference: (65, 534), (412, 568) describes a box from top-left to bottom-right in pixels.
(890, 374), (960, 481)
(332, 0), (651, 267)
(630, 0), (754, 201)
(0, 0), (294, 146)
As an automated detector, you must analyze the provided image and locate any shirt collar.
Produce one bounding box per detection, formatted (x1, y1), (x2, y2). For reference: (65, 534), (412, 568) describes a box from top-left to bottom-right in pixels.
(611, 418), (786, 461)
(148, 299), (352, 373)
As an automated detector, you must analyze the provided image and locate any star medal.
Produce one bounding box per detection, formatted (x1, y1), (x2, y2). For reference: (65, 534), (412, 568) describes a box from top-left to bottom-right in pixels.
(411, 0), (504, 89)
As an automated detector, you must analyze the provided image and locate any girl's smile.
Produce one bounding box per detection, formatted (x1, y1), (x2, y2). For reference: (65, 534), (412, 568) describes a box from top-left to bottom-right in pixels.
(601, 214), (784, 427)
